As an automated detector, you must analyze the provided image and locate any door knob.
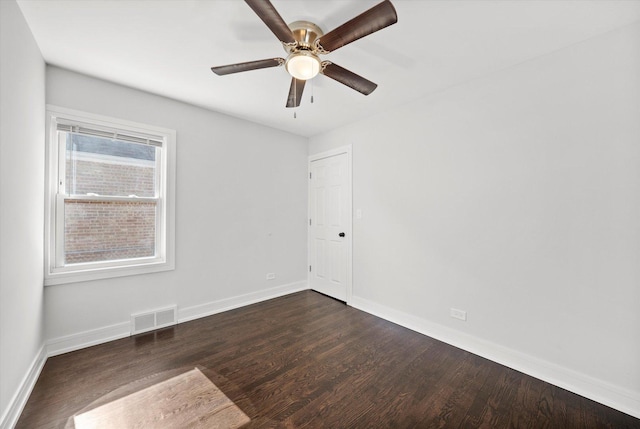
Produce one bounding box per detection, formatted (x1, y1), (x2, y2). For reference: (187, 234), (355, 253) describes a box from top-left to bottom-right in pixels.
(339, 232), (345, 237)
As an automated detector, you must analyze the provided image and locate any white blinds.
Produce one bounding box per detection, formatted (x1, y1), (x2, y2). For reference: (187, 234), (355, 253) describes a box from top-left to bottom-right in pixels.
(56, 121), (163, 147)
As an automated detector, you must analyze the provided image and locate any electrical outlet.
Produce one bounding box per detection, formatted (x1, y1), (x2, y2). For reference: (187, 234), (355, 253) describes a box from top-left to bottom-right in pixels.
(266, 273), (276, 280)
(450, 308), (467, 321)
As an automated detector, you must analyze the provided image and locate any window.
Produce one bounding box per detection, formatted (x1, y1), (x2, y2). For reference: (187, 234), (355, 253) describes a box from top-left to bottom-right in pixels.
(45, 106), (175, 285)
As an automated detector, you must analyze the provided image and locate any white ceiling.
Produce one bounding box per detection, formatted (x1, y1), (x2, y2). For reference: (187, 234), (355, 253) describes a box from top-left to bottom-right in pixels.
(17, 0), (640, 137)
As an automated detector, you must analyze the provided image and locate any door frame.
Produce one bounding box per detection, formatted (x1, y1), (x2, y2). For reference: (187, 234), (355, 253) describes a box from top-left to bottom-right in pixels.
(308, 145), (353, 304)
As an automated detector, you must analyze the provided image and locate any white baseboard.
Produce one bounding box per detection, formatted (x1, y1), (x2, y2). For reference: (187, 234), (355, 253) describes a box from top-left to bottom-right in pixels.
(349, 295), (640, 419)
(179, 280), (309, 323)
(44, 281), (309, 358)
(0, 345), (47, 429)
(46, 321), (130, 357)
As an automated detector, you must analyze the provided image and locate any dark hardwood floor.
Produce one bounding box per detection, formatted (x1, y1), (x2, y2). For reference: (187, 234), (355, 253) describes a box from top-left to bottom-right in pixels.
(17, 290), (639, 428)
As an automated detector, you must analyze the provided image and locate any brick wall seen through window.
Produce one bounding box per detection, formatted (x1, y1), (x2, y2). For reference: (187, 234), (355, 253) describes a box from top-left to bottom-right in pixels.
(64, 134), (158, 264)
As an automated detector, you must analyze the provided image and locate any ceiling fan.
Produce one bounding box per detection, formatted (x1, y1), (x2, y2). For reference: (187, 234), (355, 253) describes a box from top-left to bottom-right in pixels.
(211, 0), (398, 108)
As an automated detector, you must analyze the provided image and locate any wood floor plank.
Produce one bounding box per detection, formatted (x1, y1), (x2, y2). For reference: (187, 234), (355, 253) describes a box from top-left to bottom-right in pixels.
(15, 291), (640, 428)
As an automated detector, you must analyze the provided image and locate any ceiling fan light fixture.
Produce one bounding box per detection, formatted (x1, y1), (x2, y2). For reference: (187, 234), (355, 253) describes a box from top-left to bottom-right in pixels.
(285, 51), (321, 80)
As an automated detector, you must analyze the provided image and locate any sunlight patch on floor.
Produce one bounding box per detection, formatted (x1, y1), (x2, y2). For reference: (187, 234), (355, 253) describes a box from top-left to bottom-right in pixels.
(73, 368), (250, 429)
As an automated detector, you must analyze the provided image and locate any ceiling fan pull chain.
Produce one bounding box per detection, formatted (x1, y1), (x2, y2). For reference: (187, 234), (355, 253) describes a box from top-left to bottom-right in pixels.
(294, 111), (297, 119)
(311, 79), (314, 104)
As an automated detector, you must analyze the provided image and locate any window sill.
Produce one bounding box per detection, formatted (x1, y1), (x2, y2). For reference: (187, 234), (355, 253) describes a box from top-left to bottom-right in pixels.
(44, 259), (175, 286)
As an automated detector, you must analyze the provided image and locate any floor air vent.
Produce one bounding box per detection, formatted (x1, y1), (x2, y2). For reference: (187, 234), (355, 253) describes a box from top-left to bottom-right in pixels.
(131, 306), (177, 335)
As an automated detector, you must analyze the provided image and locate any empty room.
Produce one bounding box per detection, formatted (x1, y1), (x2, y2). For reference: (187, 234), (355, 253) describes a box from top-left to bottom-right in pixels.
(1, 0), (639, 427)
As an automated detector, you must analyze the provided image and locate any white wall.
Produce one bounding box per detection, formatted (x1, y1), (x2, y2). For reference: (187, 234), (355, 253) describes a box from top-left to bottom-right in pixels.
(0, 0), (46, 426)
(44, 67), (308, 346)
(310, 23), (640, 416)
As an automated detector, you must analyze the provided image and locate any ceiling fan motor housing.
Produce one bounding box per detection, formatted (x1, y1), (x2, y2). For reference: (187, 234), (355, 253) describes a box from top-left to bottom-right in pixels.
(285, 21), (324, 52)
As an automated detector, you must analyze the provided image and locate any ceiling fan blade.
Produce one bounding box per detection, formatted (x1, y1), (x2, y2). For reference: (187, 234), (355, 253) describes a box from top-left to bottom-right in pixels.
(286, 78), (306, 108)
(315, 0), (397, 53)
(321, 62), (377, 95)
(211, 58), (284, 76)
(244, 0), (296, 45)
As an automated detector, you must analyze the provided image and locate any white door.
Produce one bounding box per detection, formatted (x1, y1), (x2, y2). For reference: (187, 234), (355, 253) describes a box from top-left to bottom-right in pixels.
(309, 148), (352, 302)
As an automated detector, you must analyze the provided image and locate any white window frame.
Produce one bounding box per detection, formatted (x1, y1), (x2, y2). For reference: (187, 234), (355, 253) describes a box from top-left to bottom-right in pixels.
(44, 105), (176, 286)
